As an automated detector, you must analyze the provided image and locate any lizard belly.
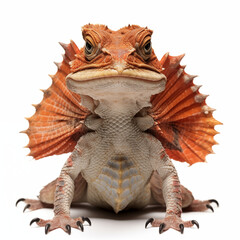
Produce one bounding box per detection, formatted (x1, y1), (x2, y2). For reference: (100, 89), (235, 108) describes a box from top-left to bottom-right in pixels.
(80, 133), (153, 213)
(93, 156), (146, 213)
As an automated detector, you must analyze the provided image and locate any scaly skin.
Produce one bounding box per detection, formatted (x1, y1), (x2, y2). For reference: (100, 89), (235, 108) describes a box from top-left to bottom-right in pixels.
(18, 94), (212, 234)
(16, 24), (219, 235)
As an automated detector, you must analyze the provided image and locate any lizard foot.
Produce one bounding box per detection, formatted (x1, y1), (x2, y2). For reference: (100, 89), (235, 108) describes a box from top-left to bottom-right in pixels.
(30, 215), (91, 234)
(145, 215), (199, 234)
(184, 199), (219, 212)
(16, 198), (53, 212)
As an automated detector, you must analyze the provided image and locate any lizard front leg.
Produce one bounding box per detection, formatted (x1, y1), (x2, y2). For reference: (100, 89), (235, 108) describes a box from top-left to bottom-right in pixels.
(146, 135), (199, 234)
(30, 150), (91, 235)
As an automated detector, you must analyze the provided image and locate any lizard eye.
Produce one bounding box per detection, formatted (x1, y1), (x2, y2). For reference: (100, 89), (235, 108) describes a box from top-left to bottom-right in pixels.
(136, 36), (152, 61)
(143, 40), (152, 55)
(84, 36), (99, 60)
(85, 41), (93, 54)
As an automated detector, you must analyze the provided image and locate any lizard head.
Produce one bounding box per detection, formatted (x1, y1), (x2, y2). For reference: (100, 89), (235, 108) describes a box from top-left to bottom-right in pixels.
(66, 24), (166, 101)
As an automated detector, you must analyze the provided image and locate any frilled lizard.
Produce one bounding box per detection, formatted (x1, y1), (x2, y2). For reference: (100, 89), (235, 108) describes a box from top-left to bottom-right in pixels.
(16, 24), (221, 235)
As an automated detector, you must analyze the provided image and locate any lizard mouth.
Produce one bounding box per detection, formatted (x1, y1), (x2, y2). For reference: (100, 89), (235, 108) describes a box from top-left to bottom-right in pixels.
(66, 67), (165, 82)
(66, 68), (166, 99)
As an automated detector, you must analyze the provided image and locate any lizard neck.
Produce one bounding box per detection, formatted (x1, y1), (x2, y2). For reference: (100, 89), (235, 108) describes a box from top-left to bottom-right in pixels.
(82, 94), (154, 132)
(94, 97), (151, 119)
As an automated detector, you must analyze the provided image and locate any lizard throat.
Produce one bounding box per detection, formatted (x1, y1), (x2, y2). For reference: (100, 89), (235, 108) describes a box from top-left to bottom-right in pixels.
(66, 76), (166, 102)
(66, 74), (166, 123)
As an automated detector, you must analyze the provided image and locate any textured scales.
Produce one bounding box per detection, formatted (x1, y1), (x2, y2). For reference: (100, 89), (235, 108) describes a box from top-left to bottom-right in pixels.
(19, 24), (221, 234)
(77, 100), (157, 213)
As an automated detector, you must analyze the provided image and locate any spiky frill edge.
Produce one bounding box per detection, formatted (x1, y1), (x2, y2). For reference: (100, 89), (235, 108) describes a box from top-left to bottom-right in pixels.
(149, 53), (222, 165)
(22, 41), (90, 159)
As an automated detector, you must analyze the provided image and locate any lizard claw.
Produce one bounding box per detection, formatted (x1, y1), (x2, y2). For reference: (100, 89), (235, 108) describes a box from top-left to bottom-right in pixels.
(191, 220), (200, 228)
(145, 218), (154, 228)
(29, 215), (90, 234)
(184, 199), (219, 212)
(15, 198), (48, 212)
(16, 198), (25, 206)
(30, 218), (40, 226)
(23, 204), (31, 212)
(209, 199), (219, 207)
(179, 223), (184, 234)
(77, 221), (84, 231)
(82, 216), (92, 226)
(148, 215), (199, 234)
(159, 223), (165, 234)
(206, 204), (214, 212)
(45, 223), (51, 235)
(66, 225), (71, 235)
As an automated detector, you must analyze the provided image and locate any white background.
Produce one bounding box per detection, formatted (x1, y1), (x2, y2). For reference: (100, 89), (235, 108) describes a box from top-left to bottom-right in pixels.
(0, 0), (239, 239)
